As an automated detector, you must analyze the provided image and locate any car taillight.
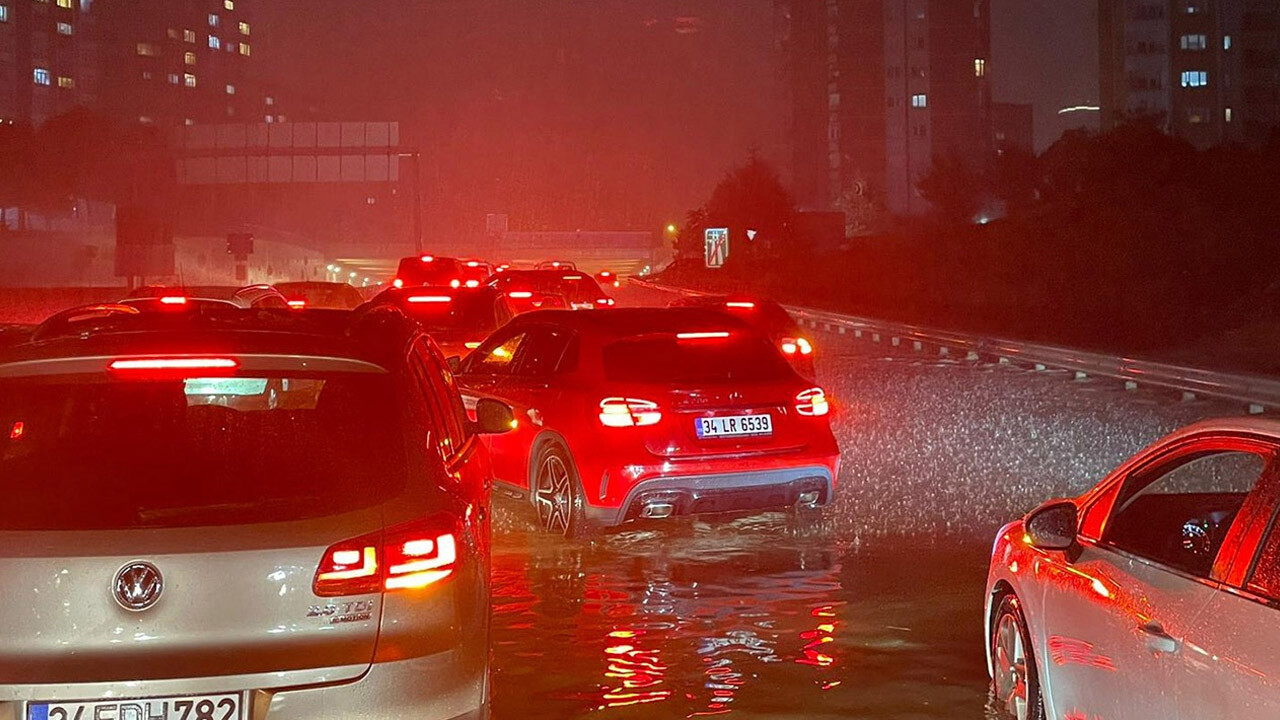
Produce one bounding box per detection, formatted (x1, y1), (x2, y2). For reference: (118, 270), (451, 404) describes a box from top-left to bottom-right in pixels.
(508, 291), (533, 299)
(421, 255), (434, 262)
(464, 341), (482, 349)
(449, 279), (461, 288)
(392, 278), (405, 288)
(159, 295), (188, 305)
(677, 331), (730, 341)
(465, 279), (480, 288)
(109, 356), (239, 372)
(407, 295), (451, 303)
(9, 421), (24, 440)
(597, 298), (615, 306)
(795, 387), (829, 417)
(781, 337), (813, 356)
(287, 299), (307, 309)
(725, 301), (755, 309)
(599, 397), (662, 427)
(313, 516), (458, 597)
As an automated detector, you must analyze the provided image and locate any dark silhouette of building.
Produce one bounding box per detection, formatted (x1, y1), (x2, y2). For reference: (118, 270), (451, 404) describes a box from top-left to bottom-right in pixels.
(0, 0), (100, 126)
(1099, 0), (1280, 147)
(782, 0), (992, 216)
(992, 102), (1034, 152)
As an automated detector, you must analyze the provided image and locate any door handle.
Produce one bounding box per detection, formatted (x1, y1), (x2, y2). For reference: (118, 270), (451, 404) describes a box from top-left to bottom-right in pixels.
(1138, 621), (1180, 655)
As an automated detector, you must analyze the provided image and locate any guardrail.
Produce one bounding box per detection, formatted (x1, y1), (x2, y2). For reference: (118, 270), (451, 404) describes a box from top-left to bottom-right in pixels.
(630, 278), (1280, 415)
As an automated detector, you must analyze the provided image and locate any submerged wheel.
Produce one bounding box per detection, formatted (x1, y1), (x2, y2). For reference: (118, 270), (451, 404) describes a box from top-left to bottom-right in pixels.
(990, 594), (1045, 720)
(532, 441), (589, 539)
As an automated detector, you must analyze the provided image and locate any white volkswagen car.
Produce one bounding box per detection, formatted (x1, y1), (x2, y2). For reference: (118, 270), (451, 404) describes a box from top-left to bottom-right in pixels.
(986, 418), (1280, 720)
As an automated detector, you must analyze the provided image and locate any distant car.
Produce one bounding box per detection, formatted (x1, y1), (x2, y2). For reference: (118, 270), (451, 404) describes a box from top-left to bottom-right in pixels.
(393, 255), (464, 289)
(534, 260), (576, 271)
(0, 302), (513, 720)
(275, 281), (367, 309)
(458, 260), (495, 288)
(595, 270), (621, 289)
(367, 285), (516, 359)
(986, 418), (1280, 720)
(455, 308), (841, 537)
(487, 270), (613, 310)
(668, 295), (815, 380)
(124, 284), (290, 309)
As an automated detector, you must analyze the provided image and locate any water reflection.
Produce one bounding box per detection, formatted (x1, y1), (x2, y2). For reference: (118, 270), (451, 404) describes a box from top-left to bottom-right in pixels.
(490, 504), (992, 719)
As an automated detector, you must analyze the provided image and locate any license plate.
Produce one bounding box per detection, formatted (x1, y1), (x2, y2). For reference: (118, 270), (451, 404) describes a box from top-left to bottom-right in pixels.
(29, 693), (244, 720)
(696, 414), (773, 439)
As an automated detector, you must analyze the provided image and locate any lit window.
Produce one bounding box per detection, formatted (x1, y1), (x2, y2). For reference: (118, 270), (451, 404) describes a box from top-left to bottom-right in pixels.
(184, 51), (196, 65)
(141, 70), (152, 80)
(974, 58), (986, 77)
(265, 96), (275, 106)
(238, 21), (250, 36)
(265, 115), (274, 124)
(1184, 1), (1203, 13)
(136, 43), (159, 57)
(184, 118), (195, 126)
(0, 5), (9, 23)
(168, 73), (179, 84)
(56, 0), (71, 7)
(167, 28), (178, 39)
(911, 93), (928, 108)
(1225, 107), (1233, 123)
(184, 28), (196, 43)
(56, 21), (71, 34)
(56, 75), (74, 89)
(1224, 35), (1232, 50)
(139, 116), (153, 124)
(225, 84), (235, 95)
(184, 73), (197, 88)
(1179, 34), (1207, 50)
(208, 13), (219, 27)
(33, 68), (51, 86)
(224, 0), (234, 9)
(208, 35), (220, 49)
(239, 43), (251, 56)
(1180, 70), (1208, 88)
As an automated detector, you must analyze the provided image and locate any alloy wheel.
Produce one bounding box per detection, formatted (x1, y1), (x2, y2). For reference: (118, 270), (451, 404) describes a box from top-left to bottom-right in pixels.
(534, 453), (573, 535)
(993, 612), (1030, 720)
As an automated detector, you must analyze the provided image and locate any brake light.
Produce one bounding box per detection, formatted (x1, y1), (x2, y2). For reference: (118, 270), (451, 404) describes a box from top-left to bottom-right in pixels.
(159, 296), (188, 305)
(781, 337), (813, 355)
(509, 291), (533, 299)
(287, 299), (306, 309)
(600, 271), (611, 277)
(407, 295), (451, 303)
(109, 357), (239, 372)
(677, 331), (730, 341)
(563, 274), (584, 280)
(421, 255), (434, 262)
(725, 301), (755, 309)
(465, 279), (480, 288)
(599, 397), (662, 427)
(797, 338), (813, 355)
(392, 278), (404, 288)
(313, 517), (459, 597)
(795, 387), (829, 417)
(449, 279), (461, 288)
(466, 261), (480, 267)
(9, 421), (24, 440)
(464, 341), (482, 350)
(597, 298), (615, 306)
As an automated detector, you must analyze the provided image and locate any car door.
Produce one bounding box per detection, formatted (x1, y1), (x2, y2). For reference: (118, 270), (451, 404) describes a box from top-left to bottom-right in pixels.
(1176, 448), (1280, 717)
(456, 328), (531, 486)
(486, 326), (575, 489)
(1035, 441), (1274, 720)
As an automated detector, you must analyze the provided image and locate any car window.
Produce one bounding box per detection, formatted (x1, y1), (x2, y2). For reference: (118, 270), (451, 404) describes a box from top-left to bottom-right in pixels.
(469, 331), (528, 376)
(516, 328), (573, 377)
(1105, 451), (1268, 578)
(409, 341), (467, 455)
(603, 333), (795, 384)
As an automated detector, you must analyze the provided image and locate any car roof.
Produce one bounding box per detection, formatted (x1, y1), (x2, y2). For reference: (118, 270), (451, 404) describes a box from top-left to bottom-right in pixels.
(0, 306), (417, 371)
(508, 307), (754, 339)
(275, 281), (359, 290)
(1157, 417), (1280, 442)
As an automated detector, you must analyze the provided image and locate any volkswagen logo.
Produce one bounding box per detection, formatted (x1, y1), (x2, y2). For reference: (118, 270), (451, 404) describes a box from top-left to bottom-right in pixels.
(113, 561), (164, 612)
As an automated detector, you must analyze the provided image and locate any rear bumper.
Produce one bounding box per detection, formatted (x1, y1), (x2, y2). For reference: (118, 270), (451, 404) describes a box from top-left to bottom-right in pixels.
(584, 464), (835, 527)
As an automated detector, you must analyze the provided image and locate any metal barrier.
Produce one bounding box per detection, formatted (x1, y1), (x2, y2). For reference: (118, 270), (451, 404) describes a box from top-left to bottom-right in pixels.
(630, 279), (1280, 414)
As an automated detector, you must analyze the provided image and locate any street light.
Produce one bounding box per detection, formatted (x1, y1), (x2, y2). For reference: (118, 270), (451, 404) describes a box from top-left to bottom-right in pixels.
(349, 271), (357, 278)
(666, 224), (677, 234)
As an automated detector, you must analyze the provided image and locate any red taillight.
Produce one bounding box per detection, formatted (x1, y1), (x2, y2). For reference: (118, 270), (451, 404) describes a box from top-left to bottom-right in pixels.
(508, 291), (533, 299)
(795, 387), (829, 417)
(421, 255), (434, 262)
(313, 517), (459, 597)
(449, 279), (461, 288)
(407, 294), (451, 303)
(781, 337), (813, 356)
(563, 274), (584, 280)
(677, 331), (730, 341)
(9, 421), (24, 440)
(287, 299), (307, 309)
(725, 301), (755, 309)
(465, 279), (480, 288)
(599, 397), (662, 427)
(109, 357), (239, 372)
(392, 278), (405, 288)
(597, 298), (615, 306)
(159, 296), (188, 305)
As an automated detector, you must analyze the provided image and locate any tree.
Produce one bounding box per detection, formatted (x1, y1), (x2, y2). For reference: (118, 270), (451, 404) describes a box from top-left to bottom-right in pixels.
(916, 153), (984, 224)
(988, 147), (1040, 218)
(0, 122), (37, 230)
(703, 154), (795, 265)
(675, 206), (708, 262)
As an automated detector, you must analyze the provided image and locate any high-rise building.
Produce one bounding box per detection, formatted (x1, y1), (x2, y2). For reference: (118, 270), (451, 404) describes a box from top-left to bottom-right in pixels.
(0, 0), (99, 126)
(782, 0), (992, 217)
(1099, 0), (1280, 148)
(95, 0), (257, 128)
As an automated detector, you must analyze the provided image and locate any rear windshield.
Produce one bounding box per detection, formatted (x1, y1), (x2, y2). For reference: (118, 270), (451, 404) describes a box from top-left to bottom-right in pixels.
(501, 273), (604, 302)
(0, 373), (407, 531)
(405, 293), (502, 333)
(277, 283), (365, 309)
(397, 257), (461, 286)
(602, 334), (795, 384)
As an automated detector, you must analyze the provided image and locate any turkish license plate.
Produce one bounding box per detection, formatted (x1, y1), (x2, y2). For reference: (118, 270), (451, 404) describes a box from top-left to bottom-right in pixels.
(696, 414), (773, 439)
(29, 693), (244, 720)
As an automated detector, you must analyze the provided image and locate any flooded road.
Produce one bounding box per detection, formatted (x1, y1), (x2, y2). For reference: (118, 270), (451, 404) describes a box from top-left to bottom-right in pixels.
(488, 283), (1234, 719)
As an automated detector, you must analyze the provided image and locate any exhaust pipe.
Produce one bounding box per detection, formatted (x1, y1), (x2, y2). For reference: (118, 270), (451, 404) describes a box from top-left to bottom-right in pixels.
(640, 501), (675, 519)
(797, 490), (821, 508)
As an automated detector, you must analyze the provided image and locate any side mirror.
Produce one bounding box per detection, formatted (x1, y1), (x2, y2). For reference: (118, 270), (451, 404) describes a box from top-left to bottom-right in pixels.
(469, 398), (516, 435)
(447, 355), (461, 373)
(1025, 499), (1080, 551)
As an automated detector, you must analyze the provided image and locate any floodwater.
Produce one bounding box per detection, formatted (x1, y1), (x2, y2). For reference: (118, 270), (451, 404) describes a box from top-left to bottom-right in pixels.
(488, 285), (1230, 719)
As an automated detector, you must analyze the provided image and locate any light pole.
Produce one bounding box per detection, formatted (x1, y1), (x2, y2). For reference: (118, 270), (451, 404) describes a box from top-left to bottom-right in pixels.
(397, 150), (424, 255)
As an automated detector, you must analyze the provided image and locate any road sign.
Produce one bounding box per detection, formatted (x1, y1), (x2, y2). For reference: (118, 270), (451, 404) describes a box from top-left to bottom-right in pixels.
(705, 228), (729, 268)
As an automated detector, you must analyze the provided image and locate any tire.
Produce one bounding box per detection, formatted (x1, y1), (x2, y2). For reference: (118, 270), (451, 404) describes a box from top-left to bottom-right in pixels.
(990, 593), (1046, 720)
(530, 440), (591, 539)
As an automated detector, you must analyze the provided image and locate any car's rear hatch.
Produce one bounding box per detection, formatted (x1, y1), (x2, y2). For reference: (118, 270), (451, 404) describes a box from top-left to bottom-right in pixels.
(0, 355), (409, 689)
(600, 331), (813, 460)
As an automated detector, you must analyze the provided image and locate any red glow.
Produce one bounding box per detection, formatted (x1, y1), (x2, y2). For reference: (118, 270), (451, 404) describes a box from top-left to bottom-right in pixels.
(676, 331), (730, 341)
(159, 296), (188, 305)
(508, 291), (533, 299)
(449, 279), (462, 288)
(9, 421), (24, 440)
(725, 301), (755, 309)
(795, 387), (829, 416)
(313, 518), (457, 597)
(407, 295), (452, 303)
(599, 397), (662, 427)
(287, 299), (306, 309)
(392, 278), (405, 288)
(420, 255), (434, 262)
(1048, 636), (1117, 671)
(109, 357), (239, 372)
